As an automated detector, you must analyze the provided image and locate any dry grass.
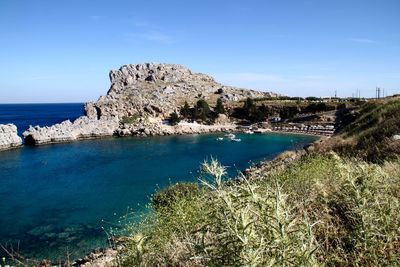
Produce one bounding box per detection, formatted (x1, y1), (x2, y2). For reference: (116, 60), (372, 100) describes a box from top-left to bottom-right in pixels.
(324, 99), (400, 162)
(117, 154), (400, 266)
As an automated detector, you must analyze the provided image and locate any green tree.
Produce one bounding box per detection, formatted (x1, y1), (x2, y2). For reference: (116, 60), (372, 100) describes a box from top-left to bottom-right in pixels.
(306, 102), (327, 114)
(243, 97), (256, 118)
(194, 99), (211, 122)
(180, 101), (191, 119)
(215, 98), (225, 114)
(169, 112), (181, 126)
(251, 103), (269, 122)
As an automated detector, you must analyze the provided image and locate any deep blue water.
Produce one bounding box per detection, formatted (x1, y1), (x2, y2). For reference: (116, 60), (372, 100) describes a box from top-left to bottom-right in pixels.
(0, 103), (83, 134)
(0, 104), (318, 261)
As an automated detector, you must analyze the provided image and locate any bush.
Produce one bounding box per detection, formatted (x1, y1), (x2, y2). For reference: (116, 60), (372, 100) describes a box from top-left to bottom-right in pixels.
(151, 182), (201, 211)
(306, 102), (328, 113)
(121, 114), (141, 124)
(169, 112), (181, 126)
(215, 98), (225, 114)
(118, 155), (400, 266)
(180, 101), (191, 119)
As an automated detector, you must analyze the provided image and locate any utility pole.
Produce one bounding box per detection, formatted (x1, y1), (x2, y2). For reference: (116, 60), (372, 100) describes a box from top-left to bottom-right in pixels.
(376, 87), (381, 99)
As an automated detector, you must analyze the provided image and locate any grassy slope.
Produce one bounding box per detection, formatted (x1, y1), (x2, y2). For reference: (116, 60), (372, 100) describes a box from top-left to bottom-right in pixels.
(318, 98), (400, 162)
(117, 99), (400, 267)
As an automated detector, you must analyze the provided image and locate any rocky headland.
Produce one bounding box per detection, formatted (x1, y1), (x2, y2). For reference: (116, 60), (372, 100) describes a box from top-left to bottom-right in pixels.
(0, 124), (22, 150)
(23, 63), (276, 145)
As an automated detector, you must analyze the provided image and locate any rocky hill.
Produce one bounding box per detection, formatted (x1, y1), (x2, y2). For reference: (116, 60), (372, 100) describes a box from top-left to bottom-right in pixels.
(84, 63), (275, 120)
(23, 63), (276, 145)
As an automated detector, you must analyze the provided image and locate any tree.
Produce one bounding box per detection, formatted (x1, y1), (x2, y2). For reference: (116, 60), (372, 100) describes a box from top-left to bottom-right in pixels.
(169, 112), (180, 126)
(243, 97), (256, 118)
(306, 96), (321, 101)
(215, 98), (225, 114)
(194, 99), (211, 122)
(256, 104), (270, 121)
(306, 102), (327, 114)
(180, 101), (191, 119)
(280, 106), (300, 119)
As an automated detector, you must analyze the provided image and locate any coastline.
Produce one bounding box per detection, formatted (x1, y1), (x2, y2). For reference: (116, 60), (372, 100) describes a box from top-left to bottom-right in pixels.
(0, 120), (331, 152)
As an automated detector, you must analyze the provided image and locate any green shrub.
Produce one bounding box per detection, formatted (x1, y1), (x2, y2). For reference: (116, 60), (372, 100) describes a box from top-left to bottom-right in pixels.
(121, 114), (141, 124)
(180, 101), (191, 119)
(261, 153), (400, 266)
(118, 155), (400, 266)
(194, 99), (211, 122)
(151, 182), (201, 211)
(169, 111), (181, 126)
(215, 98), (225, 114)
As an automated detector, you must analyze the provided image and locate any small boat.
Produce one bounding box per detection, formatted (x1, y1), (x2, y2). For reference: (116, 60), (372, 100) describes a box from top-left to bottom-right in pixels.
(225, 133), (236, 139)
(244, 130), (254, 134)
(231, 138), (241, 142)
(216, 137), (224, 141)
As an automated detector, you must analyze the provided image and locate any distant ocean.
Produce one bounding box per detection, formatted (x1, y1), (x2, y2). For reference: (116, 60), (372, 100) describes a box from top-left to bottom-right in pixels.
(0, 103), (84, 134)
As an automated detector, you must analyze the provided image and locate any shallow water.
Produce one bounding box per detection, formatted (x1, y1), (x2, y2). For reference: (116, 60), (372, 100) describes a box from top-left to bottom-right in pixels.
(0, 133), (318, 260)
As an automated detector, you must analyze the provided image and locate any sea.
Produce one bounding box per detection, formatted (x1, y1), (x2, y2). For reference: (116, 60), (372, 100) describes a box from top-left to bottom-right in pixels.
(0, 103), (318, 261)
(0, 103), (84, 134)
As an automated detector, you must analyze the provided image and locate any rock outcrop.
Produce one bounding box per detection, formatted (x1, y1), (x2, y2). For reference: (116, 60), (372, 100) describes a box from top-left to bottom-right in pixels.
(0, 124), (22, 150)
(23, 117), (119, 145)
(23, 63), (277, 145)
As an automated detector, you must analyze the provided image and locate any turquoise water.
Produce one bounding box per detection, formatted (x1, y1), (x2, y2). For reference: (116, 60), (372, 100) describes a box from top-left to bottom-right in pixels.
(0, 133), (318, 261)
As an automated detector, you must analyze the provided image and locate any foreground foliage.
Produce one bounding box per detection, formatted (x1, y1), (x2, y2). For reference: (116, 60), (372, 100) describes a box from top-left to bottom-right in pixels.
(118, 154), (400, 266)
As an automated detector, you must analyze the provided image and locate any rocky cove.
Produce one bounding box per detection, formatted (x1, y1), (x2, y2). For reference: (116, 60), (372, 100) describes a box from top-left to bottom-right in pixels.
(0, 132), (318, 264)
(0, 63), (321, 265)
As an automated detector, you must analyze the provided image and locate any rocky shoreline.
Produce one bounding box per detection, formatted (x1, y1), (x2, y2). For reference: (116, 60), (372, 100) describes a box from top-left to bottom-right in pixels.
(20, 118), (237, 146)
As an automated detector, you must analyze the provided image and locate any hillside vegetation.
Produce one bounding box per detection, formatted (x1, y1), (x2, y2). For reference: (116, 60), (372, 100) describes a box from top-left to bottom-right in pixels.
(115, 98), (400, 266)
(317, 98), (400, 162)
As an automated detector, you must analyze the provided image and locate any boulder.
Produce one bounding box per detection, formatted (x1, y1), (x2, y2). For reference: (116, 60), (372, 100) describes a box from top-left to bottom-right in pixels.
(214, 114), (230, 125)
(0, 124), (22, 151)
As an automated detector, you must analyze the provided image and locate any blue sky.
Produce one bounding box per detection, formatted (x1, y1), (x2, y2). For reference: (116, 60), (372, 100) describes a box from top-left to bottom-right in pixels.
(0, 0), (399, 103)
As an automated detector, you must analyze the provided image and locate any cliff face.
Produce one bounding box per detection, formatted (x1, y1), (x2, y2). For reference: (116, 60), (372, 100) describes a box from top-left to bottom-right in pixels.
(84, 63), (275, 120)
(23, 63), (276, 145)
(0, 124), (22, 150)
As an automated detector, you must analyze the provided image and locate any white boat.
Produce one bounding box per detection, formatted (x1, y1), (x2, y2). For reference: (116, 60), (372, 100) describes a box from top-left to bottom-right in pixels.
(231, 138), (241, 142)
(225, 133), (236, 139)
(216, 137), (224, 141)
(244, 130), (254, 134)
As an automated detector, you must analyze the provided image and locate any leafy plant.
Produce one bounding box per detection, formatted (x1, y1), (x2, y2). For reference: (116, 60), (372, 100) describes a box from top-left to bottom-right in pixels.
(118, 154), (400, 266)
